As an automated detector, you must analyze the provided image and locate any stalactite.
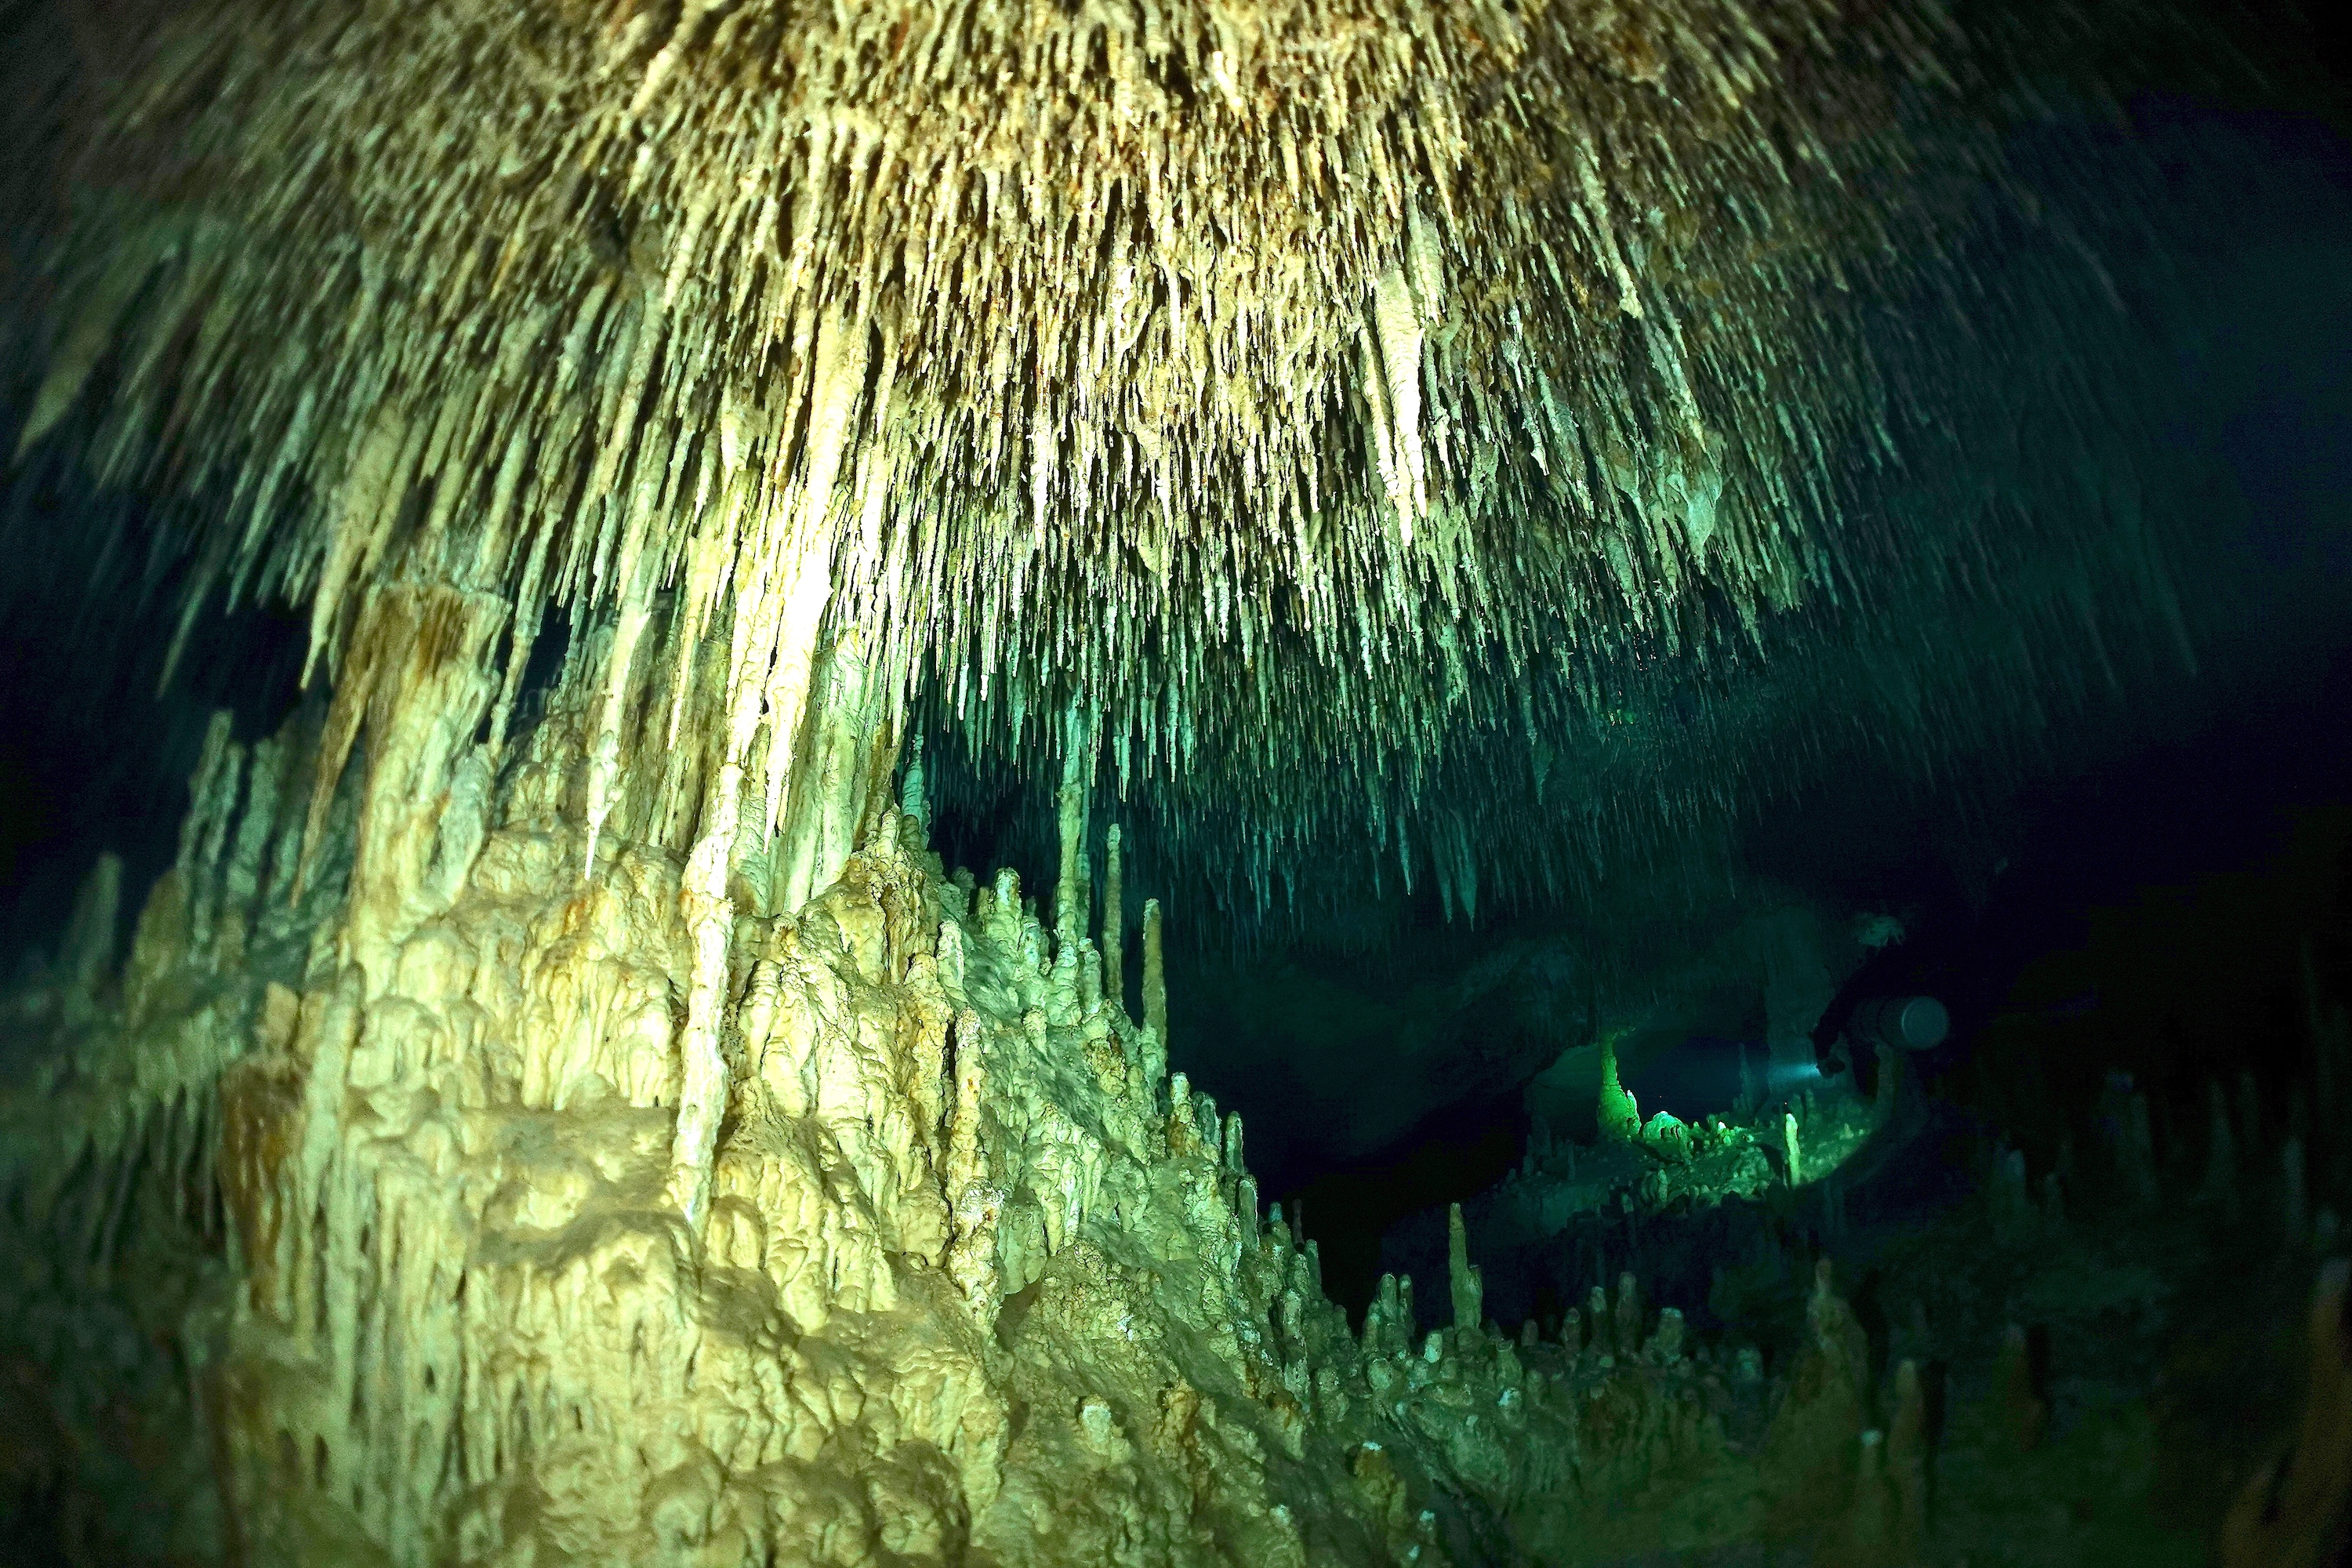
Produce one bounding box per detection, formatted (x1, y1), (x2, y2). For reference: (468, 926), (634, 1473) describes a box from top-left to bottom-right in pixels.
(0, 0), (2238, 949)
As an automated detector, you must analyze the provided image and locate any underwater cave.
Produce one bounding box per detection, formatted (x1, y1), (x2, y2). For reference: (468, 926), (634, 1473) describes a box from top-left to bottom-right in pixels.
(3, 0), (2351, 1561)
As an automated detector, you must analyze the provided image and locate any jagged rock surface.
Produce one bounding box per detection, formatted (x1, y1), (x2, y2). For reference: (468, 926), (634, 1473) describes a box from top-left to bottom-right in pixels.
(4, 681), (1923, 1566)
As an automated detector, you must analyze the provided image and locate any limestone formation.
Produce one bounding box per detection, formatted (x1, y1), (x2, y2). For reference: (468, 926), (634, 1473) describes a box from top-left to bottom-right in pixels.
(0, 0), (2256, 944)
(1596, 1034), (1642, 1145)
(0, 0), (2324, 1557)
(0, 681), (2011, 1564)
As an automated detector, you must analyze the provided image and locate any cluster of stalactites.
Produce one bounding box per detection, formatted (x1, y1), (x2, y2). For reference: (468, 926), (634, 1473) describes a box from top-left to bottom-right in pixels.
(927, 524), (2200, 960)
(984, 18), (2209, 942)
(2, 0), (2048, 900)
(908, 157), (2212, 956)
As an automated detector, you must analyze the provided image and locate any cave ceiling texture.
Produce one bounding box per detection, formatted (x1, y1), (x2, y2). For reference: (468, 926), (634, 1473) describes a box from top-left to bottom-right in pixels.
(1, 0), (2350, 1561)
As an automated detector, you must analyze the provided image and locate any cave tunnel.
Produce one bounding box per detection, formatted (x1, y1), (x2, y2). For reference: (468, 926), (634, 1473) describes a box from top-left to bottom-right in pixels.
(4, 0), (2352, 1562)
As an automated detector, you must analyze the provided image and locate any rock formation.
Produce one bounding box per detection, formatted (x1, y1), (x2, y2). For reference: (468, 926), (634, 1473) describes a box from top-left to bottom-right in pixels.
(0, 0), (2265, 939)
(2, 687), (1950, 1563)
(0, 0), (2337, 1559)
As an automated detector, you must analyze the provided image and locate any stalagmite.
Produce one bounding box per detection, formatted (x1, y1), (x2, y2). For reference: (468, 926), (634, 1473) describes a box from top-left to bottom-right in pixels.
(1599, 1033), (1642, 1143)
(1847, 1430), (1894, 1553)
(1888, 1359), (1930, 1552)
(1991, 1145), (2036, 1239)
(1143, 896), (1169, 1068)
(1614, 1272), (1645, 1359)
(1446, 1202), (1483, 1338)
(1649, 1307), (1685, 1363)
(1102, 823), (1124, 1014)
(2202, 1079), (2241, 1217)
(1054, 731), (1091, 938)
(1996, 1323), (2050, 1452)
